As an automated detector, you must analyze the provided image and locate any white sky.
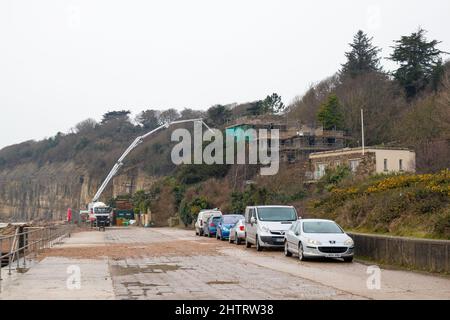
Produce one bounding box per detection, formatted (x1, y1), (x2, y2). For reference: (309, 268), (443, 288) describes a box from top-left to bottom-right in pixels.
(0, 0), (449, 149)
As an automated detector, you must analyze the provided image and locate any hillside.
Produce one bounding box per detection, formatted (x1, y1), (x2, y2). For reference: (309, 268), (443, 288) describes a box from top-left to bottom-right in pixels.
(309, 169), (450, 239)
(0, 29), (449, 234)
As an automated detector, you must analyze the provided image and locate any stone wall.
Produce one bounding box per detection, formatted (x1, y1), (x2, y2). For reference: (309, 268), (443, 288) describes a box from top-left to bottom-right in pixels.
(309, 151), (376, 177)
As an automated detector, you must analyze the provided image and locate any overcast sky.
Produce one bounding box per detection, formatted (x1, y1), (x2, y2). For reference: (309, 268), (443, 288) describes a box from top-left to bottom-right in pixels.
(0, 0), (449, 149)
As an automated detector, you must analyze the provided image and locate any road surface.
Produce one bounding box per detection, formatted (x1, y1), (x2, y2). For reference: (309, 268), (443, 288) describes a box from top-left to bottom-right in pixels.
(1, 227), (449, 300)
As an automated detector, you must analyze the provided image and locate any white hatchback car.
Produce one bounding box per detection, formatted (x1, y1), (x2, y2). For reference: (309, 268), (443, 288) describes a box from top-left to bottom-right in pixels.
(284, 219), (354, 262)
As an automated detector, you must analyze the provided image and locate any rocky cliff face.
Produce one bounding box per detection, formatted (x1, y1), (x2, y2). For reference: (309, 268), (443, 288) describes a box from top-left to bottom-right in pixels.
(0, 162), (156, 222)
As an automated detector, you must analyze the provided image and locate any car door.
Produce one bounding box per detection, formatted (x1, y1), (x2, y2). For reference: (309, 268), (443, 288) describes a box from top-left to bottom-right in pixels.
(246, 208), (257, 243)
(286, 221), (298, 249)
(217, 216), (224, 237)
(293, 222), (303, 253)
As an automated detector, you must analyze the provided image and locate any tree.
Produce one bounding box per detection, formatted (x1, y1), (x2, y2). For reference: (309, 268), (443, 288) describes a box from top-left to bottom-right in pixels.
(246, 100), (265, 116)
(317, 94), (344, 130)
(207, 104), (232, 126)
(262, 93), (285, 114)
(75, 118), (97, 133)
(101, 110), (131, 124)
(159, 108), (180, 124)
(180, 108), (205, 120)
(136, 109), (160, 130)
(390, 28), (446, 98)
(341, 30), (382, 78)
(245, 93), (285, 116)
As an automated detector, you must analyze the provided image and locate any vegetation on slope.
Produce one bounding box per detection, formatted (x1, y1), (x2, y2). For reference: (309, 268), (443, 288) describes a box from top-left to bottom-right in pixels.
(309, 169), (450, 239)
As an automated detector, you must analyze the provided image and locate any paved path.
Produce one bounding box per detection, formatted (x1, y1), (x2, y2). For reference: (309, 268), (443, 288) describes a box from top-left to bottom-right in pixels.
(1, 227), (449, 300)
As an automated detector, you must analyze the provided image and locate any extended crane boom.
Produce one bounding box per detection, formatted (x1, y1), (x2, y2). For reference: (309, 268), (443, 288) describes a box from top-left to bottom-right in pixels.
(92, 118), (212, 203)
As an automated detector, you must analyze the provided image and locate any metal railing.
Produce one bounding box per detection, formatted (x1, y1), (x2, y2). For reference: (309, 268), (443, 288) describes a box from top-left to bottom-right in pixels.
(0, 224), (74, 281)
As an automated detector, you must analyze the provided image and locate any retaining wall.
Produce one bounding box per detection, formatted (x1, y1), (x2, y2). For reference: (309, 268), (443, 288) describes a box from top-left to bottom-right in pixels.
(348, 232), (450, 273)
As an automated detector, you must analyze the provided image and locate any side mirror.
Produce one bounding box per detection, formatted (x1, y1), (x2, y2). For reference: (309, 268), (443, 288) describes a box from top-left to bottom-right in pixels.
(295, 231), (299, 236)
(250, 217), (256, 224)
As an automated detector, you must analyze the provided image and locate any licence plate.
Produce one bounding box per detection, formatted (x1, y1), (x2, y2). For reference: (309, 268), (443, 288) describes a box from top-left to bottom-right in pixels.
(326, 253), (341, 258)
(275, 238), (284, 242)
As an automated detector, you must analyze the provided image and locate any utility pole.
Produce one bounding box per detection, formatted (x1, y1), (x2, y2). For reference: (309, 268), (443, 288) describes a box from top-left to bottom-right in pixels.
(361, 109), (365, 155)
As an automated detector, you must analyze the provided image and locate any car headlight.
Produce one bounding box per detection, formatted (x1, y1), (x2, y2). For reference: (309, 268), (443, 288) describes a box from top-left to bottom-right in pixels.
(261, 225), (270, 233)
(307, 238), (321, 245)
(344, 239), (354, 246)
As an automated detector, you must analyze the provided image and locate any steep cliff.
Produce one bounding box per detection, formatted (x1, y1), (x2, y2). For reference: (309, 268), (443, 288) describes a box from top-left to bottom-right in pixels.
(0, 161), (156, 222)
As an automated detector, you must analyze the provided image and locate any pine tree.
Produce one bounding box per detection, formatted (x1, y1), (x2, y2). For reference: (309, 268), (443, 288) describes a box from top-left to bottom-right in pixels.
(317, 94), (344, 130)
(390, 28), (446, 98)
(341, 30), (382, 78)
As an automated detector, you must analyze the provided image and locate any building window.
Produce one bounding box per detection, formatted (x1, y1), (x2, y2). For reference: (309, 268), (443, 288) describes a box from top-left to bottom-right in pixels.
(384, 159), (388, 171)
(349, 159), (360, 173)
(399, 159), (403, 171)
(316, 163), (327, 179)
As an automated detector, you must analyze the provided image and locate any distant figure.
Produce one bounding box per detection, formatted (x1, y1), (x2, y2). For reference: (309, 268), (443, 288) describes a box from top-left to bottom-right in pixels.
(67, 208), (72, 223)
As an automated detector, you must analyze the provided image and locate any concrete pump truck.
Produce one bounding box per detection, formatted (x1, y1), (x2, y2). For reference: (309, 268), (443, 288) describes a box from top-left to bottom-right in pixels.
(88, 118), (212, 230)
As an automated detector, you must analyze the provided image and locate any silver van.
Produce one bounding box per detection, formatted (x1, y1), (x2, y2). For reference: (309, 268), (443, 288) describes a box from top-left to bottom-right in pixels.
(244, 205), (298, 251)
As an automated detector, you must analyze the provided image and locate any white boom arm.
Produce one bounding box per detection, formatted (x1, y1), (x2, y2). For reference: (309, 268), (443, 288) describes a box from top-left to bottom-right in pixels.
(92, 118), (212, 202)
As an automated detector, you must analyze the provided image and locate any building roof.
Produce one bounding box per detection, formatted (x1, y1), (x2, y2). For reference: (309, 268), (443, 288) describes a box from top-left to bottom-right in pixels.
(309, 146), (414, 158)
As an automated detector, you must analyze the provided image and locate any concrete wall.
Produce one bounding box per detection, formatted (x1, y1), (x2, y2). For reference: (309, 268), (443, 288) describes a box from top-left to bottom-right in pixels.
(373, 149), (416, 173)
(349, 232), (450, 273)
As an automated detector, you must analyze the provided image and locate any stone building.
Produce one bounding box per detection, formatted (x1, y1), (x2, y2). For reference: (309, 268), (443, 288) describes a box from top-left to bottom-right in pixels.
(308, 147), (416, 180)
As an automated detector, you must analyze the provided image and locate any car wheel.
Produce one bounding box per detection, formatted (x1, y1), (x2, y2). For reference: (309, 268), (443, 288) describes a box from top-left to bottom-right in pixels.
(256, 235), (263, 252)
(235, 234), (241, 245)
(343, 257), (353, 263)
(284, 241), (292, 257)
(298, 242), (306, 261)
(245, 236), (251, 248)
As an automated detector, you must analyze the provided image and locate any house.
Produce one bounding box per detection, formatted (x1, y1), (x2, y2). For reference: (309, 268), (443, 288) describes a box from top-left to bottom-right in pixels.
(308, 147), (416, 180)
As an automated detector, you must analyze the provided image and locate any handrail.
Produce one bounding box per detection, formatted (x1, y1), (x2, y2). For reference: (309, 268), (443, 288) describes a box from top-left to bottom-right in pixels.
(0, 224), (74, 284)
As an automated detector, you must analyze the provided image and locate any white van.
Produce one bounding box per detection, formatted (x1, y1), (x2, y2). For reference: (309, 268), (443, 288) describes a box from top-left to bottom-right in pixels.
(195, 209), (222, 236)
(244, 205), (298, 251)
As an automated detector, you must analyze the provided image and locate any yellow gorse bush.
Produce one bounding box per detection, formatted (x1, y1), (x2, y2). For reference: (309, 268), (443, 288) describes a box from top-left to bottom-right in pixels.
(331, 169), (450, 197)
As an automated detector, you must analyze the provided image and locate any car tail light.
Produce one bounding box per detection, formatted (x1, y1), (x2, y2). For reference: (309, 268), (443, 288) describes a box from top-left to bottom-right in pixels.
(239, 226), (245, 231)
(210, 222), (215, 227)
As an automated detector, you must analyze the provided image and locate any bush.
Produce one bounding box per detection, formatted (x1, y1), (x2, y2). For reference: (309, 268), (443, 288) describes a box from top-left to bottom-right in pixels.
(179, 196), (212, 227)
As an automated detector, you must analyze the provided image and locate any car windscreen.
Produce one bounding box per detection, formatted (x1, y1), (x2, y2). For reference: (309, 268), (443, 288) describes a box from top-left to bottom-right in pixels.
(209, 217), (221, 224)
(302, 221), (343, 234)
(257, 207), (297, 222)
(94, 207), (111, 214)
(223, 215), (243, 224)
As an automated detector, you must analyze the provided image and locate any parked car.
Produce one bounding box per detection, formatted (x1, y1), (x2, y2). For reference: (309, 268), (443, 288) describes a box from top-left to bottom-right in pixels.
(203, 213), (222, 237)
(229, 218), (246, 245)
(195, 209), (222, 236)
(216, 214), (244, 241)
(284, 219), (354, 262)
(245, 205), (298, 251)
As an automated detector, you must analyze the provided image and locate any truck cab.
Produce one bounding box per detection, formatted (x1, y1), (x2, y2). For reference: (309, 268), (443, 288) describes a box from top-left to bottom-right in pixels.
(88, 202), (112, 227)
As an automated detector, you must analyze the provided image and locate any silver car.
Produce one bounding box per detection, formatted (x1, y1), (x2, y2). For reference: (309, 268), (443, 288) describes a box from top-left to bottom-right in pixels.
(228, 219), (246, 245)
(284, 219), (354, 262)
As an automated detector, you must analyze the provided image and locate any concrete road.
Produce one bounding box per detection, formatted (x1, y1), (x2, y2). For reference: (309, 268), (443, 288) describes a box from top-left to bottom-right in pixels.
(1, 227), (449, 300)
